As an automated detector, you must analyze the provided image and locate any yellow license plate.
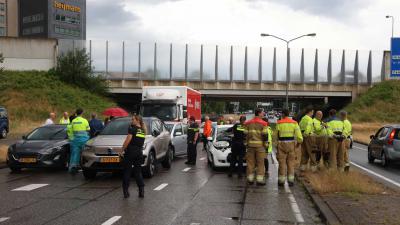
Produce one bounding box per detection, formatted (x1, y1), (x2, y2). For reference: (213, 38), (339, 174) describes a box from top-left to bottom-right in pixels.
(100, 157), (120, 163)
(19, 158), (37, 163)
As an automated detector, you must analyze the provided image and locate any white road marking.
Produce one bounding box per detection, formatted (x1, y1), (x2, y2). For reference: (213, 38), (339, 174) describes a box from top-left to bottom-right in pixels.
(12, 184), (49, 191)
(190, 223), (201, 225)
(182, 167), (191, 172)
(353, 146), (367, 151)
(272, 152), (305, 223)
(351, 162), (400, 188)
(101, 216), (122, 225)
(154, 183), (168, 191)
(199, 157), (206, 161)
(0, 217), (10, 223)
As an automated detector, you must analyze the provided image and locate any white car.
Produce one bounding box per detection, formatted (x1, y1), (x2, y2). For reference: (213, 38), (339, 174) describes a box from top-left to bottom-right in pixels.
(165, 122), (188, 157)
(206, 124), (234, 169)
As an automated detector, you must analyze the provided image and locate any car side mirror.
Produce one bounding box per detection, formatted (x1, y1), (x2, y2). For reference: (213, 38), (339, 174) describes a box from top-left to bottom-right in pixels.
(174, 132), (182, 136)
(370, 135), (375, 140)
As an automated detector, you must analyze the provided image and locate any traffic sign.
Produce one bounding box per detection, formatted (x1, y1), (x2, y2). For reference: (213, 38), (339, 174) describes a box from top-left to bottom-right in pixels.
(391, 38), (400, 77)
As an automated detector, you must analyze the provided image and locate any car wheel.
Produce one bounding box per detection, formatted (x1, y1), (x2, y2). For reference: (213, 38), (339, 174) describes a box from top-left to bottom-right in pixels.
(162, 145), (173, 169)
(0, 128), (7, 139)
(143, 151), (156, 178)
(82, 169), (97, 179)
(381, 151), (389, 167)
(367, 148), (375, 163)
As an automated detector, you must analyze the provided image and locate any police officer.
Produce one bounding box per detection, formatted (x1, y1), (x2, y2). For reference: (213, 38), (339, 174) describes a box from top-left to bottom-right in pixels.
(276, 109), (303, 187)
(244, 108), (268, 185)
(299, 106), (317, 172)
(340, 111), (352, 172)
(186, 116), (199, 165)
(68, 108), (90, 175)
(121, 115), (146, 198)
(326, 109), (346, 171)
(313, 111), (329, 169)
(227, 115), (246, 178)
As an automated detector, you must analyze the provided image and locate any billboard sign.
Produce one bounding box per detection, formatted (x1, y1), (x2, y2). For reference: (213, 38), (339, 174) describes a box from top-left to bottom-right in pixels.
(391, 38), (400, 77)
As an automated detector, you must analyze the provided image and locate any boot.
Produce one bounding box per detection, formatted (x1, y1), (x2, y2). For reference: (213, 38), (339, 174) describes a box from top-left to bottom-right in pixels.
(123, 189), (130, 198)
(288, 181), (294, 187)
(138, 186), (144, 198)
(256, 175), (266, 186)
(247, 174), (255, 185)
(344, 165), (350, 173)
(278, 182), (284, 187)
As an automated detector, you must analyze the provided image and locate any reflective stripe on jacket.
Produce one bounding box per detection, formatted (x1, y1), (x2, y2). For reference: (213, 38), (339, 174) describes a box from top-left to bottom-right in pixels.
(244, 117), (268, 148)
(277, 117), (303, 143)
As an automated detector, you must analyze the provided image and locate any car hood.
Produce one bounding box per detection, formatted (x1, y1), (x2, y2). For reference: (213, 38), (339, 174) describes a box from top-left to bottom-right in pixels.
(13, 139), (67, 153)
(86, 135), (154, 154)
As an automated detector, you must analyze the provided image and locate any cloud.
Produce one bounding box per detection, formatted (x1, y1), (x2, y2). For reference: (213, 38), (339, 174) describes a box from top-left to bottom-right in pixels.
(248, 0), (371, 18)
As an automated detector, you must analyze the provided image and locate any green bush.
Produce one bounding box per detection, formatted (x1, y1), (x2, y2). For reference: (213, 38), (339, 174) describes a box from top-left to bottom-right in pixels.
(0, 53), (4, 73)
(53, 49), (109, 96)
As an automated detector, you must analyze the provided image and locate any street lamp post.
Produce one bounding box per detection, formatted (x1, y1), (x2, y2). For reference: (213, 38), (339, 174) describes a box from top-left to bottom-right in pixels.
(386, 15), (394, 38)
(260, 33), (316, 109)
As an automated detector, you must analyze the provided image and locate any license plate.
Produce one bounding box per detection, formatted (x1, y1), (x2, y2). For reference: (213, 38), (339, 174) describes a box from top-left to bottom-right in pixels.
(19, 158), (37, 163)
(100, 157), (120, 163)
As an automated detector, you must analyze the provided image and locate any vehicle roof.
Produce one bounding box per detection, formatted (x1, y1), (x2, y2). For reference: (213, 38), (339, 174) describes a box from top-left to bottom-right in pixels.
(39, 124), (67, 128)
(383, 124), (400, 128)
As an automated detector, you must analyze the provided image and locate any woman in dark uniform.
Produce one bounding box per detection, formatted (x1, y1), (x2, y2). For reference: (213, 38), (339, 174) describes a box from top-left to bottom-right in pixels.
(121, 115), (147, 198)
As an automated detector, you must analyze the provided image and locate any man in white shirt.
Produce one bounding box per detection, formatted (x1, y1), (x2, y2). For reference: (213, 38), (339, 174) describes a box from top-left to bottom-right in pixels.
(44, 112), (56, 125)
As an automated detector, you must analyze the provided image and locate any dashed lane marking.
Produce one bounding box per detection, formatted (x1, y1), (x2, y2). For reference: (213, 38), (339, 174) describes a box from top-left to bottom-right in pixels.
(272, 152), (305, 223)
(199, 157), (206, 161)
(101, 216), (122, 225)
(12, 184), (49, 191)
(351, 162), (400, 188)
(154, 183), (168, 191)
(0, 217), (10, 223)
(182, 167), (191, 172)
(353, 146), (367, 151)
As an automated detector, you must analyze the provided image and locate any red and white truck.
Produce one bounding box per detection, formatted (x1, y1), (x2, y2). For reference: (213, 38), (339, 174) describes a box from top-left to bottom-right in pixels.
(141, 86), (201, 123)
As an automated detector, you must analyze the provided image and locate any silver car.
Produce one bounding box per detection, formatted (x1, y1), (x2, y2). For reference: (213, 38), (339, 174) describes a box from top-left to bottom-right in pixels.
(368, 124), (400, 167)
(81, 117), (173, 179)
(165, 122), (188, 157)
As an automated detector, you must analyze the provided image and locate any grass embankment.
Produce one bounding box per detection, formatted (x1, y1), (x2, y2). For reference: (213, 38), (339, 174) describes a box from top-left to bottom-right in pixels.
(345, 80), (400, 143)
(0, 71), (116, 134)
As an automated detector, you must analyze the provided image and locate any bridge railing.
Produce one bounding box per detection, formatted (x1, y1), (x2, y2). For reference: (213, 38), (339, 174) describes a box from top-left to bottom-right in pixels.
(58, 39), (386, 85)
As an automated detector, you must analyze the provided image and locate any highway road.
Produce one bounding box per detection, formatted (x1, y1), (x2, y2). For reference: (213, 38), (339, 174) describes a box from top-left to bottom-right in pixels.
(0, 144), (323, 225)
(350, 142), (400, 189)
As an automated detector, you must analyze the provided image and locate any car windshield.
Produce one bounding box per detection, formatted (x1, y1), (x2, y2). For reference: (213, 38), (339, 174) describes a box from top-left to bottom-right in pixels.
(100, 119), (151, 135)
(26, 127), (67, 140)
(142, 104), (177, 121)
(165, 124), (174, 132)
(216, 127), (232, 141)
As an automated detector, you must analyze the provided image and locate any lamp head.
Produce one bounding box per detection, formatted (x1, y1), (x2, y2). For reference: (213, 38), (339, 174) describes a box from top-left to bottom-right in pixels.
(307, 33), (317, 37)
(386, 15), (392, 18)
(260, 33), (270, 37)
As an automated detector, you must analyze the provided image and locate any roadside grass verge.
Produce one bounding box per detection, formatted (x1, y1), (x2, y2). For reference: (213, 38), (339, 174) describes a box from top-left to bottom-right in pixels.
(0, 145), (7, 163)
(304, 170), (385, 195)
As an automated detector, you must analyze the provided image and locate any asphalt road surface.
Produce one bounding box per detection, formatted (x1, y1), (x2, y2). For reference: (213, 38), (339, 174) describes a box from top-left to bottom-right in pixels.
(0, 144), (323, 225)
(350, 142), (400, 189)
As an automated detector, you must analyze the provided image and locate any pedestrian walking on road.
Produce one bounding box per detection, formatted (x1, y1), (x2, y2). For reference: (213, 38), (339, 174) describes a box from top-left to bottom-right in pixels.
(326, 109), (346, 171)
(68, 109), (90, 175)
(59, 112), (70, 125)
(226, 115), (246, 178)
(89, 113), (104, 138)
(44, 112), (56, 126)
(121, 115), (146, 198)
(244, 108), (268, 185)
(186, 116), (199, 165)
(299, 107), (317, 172)
(203, 116), (212, 151)
(313, 111), (329, 169)
(276, 109), (303, 187)
(340, 111), (352, 172)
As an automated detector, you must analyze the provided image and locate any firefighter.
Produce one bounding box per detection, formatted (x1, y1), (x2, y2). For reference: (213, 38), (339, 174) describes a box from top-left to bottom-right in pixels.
(326, 109), (346, 171)
(226, 115), (246, 178)
(340, 111), (352, 172)
(121, 115), (146, 198)
(313, 111), (329, 169)
(276, 109), (303, 187)
(186, 116), (199, 165)
(244, 108), (268, 185)
(299, 106), (317, 172)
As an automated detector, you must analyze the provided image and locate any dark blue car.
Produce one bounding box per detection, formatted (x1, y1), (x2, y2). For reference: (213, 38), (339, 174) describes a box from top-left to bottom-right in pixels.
(0, 106), (9, 139)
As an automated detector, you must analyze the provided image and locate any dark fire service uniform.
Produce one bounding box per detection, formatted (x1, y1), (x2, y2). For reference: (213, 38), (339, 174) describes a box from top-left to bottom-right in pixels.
(187, 122), (200, 165)
(122, 125), (145, 196)
(227, 123), (246, 176)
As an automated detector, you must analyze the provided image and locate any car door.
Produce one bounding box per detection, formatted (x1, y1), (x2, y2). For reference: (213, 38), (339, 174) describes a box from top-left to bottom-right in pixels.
(393, 129), (400, 152)
(370, 128), (383, 158)
(151, 120), (163, 157)
(0, 108), (6, 131)
(159, 121), (170, 151)
(376, 127), (390, 158)
(173, 123), (186, 155)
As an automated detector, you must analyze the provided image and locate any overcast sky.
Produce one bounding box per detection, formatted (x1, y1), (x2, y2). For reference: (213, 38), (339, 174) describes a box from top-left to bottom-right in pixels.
(87, 0), (400, 51)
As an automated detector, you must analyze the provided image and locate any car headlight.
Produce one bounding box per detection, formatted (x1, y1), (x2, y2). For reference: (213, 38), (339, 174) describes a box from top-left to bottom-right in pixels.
(84, 145), (93, 152)
(213, 141), (230, 151)
(42, 146), (63, 154)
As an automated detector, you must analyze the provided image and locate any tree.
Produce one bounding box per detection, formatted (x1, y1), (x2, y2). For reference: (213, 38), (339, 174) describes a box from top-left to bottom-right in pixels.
(53, 49), (108, 96)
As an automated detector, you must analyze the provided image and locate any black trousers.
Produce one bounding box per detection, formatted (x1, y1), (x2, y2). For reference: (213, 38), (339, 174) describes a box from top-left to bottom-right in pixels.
(230, 142), (245, 174)
(264, 157), (269, 173)
(202, 136), (209, 151)
(187, 142), (197, 164)
(122, 146), (144, 191)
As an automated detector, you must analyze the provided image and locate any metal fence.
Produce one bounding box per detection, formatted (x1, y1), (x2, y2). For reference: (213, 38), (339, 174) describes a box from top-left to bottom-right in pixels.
(58, 39), (385, 84)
